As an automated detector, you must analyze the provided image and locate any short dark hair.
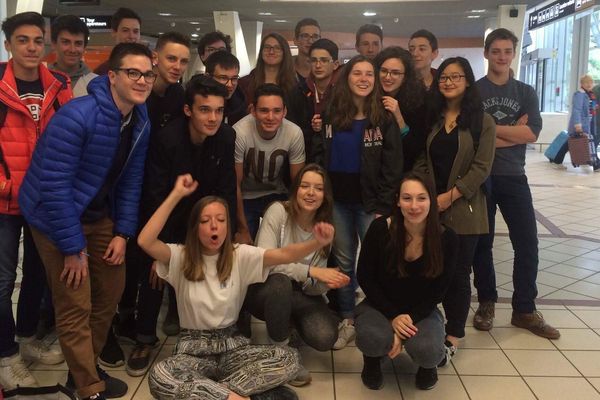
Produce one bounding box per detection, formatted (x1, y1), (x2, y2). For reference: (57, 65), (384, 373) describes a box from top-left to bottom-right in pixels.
(204, 51), (240, 75)
(2, 11), (45, 39)
(484, 28), (518, 52)
(184, 75), (228, 107)
(294, 18), (320, 38)
(155, 31), (190, 51)
(355, 24), (383, 47)
(253, 83), (285, 106)
(111, 8), (141, 32)
(108, 42), (152, 71)
(310, 38), (338, 60)
(197, 31), (232, 57)
(410, 29), (438, 51)
(51, 15), (89, 46)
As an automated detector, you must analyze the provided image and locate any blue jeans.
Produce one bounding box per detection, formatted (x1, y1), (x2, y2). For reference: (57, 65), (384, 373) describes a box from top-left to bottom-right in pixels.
(0, 214), (45, 357)
(472, 175), (539, 313)
(332, 202), (374, 319)
(243, 193), (288, 240)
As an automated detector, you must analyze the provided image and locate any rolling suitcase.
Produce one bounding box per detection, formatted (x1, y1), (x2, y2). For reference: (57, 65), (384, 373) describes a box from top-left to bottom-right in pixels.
(544, 130), (569, 163)
(568, 133), (595, 167)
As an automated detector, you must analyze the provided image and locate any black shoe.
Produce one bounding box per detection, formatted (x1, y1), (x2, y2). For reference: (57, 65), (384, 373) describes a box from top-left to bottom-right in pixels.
(415, 367), (438, 390)
(96, 366), (128, 398)
(114, 313), (137, 344)
(437, 340), (457, 367)
(361, 356), (383, 390)
(99, 330), (124, 367)
(250, 386), (298, 400)
(126, 343), (153, 377)
(84, 394), (107, 400)
(65, 366), (128, 398)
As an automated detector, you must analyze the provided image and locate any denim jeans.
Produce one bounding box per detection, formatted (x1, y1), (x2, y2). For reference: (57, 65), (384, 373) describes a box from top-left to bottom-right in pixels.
(472, 175), (539, 313)
(0, 214), (45, 357)
(243, 193), (288, 240)
(355, 301), (446, 368)
(332, 202), (374, 319)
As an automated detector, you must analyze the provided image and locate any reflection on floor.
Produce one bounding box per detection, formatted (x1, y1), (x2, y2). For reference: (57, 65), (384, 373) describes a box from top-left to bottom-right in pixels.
(13, 150), (600, 399)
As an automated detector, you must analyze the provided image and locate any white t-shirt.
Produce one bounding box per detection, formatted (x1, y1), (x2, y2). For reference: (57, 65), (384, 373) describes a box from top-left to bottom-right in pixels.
(156, 243), (268, 330)
(234, 114), (305, 200)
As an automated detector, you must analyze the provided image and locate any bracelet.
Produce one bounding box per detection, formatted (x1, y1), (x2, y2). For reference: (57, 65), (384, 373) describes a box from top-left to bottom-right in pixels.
(400, 124), (410, 137)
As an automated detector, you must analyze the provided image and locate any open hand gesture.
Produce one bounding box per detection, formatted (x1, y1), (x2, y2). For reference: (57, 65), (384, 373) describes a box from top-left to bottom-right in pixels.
(313, 222), (334, 246)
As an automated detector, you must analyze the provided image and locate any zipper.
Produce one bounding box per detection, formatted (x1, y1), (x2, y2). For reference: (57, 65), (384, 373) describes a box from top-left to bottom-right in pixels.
(447, 123), (461, 221)
(111, 117), (149, 204)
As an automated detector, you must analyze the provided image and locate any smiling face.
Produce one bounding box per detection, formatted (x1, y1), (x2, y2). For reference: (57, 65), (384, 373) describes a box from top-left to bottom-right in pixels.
(296, 170), (325, 215)
(251, 94), (286, 138)
(348, 61), (375, 99)
(398, 179), (430, 227)
(261, 36), (284, 66)
(154, 42), (190, 85)
(114, 18), (140, 44)
(379, 57), (406, 96)
(198, 201), (228, 255)
(108, 54), (154, 111)
(438, 62), (468, 102)
(408, 36), (438, 72)
(52, 30), (85, 70)
(5, 25), (44, 78)
(484, 39), (515, 77)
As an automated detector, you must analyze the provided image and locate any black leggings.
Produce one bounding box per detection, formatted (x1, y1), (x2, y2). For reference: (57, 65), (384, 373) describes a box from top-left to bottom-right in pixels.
(243, 274), (338, 351)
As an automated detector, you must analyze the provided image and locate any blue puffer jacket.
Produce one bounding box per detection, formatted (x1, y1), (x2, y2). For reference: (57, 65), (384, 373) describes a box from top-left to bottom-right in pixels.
(19, 75), (150, 255)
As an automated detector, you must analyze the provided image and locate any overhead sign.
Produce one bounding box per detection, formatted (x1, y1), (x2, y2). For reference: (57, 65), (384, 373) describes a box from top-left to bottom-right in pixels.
(80, 16), (111, 30)
(528, 0), (595, 30)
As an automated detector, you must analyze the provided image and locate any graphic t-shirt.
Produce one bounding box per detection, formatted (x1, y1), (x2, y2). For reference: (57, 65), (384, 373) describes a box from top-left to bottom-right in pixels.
(16, 78), (44, 122)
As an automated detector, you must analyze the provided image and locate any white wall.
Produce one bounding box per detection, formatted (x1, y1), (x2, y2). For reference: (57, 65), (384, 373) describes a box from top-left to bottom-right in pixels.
(434, 47), (486, 80)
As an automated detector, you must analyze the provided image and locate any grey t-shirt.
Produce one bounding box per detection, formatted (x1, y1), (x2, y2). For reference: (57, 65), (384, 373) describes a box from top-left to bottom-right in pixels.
(477, 77), (542, 176)
(234, 114), (305, 199)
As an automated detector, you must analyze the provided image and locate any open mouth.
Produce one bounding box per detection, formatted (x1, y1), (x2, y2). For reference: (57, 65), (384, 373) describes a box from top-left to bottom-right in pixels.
(211, 234), (218, 241)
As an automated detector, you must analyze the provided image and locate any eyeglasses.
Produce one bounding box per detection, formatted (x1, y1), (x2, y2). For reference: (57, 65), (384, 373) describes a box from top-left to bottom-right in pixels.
(309, 57), (333, 65)
(263, 45), (283, 53)
(114, 68), (157, 83)
(206, 46), (227, 54)
(212, 74), (239, 85)
(380, 67), (405, 79)
(438, 73), (465, 83)
(298, 33), (321, 41)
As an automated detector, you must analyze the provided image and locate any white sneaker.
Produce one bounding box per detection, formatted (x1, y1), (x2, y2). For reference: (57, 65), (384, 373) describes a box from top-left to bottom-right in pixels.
(19, 336), (64, 365)
(333, 319), (355, 350)
(0, 353), (38, 389)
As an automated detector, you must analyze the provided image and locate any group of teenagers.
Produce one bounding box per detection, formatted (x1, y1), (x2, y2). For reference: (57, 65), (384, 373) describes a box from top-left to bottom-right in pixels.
(0, 6), (562, 400)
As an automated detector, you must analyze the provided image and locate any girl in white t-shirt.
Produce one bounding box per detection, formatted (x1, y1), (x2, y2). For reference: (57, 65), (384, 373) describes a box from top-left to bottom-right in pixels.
(139, 174), (334, 400)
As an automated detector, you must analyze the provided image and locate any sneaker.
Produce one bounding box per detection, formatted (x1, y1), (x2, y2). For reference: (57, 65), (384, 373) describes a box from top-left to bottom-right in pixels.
(0, 353), (38, 390)
(126, 344), (153, 377)
(288, 364), (312, 387)
(66, 366), (128, 399)
(84, 394), (107, 400)
(162, 308), (180, 337)
(437, 340), (457, 367)
(19, 336), (64, 365)
(332, 319), (355, 350)
(361, 356), (383, 390)
(250, 386), (298, 400)
(473, 301), (495, 331)
(415, 367), (438, 390)
(98, 330), (124, 367)
(511, 310), (561, 339)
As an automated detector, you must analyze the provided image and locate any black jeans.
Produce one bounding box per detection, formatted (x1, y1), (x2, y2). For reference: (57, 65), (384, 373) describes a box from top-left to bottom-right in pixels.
(472, 175), (539, 313)
(442, 234), (479, 338)
(243, 274), (338, 351)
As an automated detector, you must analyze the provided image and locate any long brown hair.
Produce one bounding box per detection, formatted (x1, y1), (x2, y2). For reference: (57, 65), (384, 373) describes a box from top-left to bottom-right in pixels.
(328, 55), (388, 130)
(387, 173), (444, 278)
(283, 163), (333, 258)
(182, 196), (234, 283)
(249, 32), (296, 98)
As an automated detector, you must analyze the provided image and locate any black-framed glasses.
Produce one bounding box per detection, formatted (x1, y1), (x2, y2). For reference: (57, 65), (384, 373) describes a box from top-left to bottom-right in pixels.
(298, 33), (321, 41)
(438, 73), (465, 83)
(380, 67), (405, 79)
(212, 74), (240, 85)
(263, 45), (283, 53)
(309, 57), (333, 65)
(114, 68), (157, 83)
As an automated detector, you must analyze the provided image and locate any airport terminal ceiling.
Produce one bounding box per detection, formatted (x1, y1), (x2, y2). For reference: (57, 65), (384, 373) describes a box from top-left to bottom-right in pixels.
(43, 0), (541, 39)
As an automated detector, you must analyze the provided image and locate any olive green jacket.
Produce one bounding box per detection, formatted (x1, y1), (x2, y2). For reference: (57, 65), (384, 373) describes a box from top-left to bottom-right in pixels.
(414, 113), (496, 235)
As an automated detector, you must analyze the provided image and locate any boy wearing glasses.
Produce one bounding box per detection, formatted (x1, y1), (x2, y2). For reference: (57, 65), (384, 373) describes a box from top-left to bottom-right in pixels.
(205, 51), (247, 126)
(20, 43), (154, 400)
(293, 18), (321, 81)
(196, 31), (232, 67)
(471, 28), (559, 340)
(287, 38), (340, 161)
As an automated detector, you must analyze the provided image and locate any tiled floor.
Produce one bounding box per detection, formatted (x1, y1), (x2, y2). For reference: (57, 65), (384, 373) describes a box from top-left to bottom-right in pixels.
(12, 150), (600, 399)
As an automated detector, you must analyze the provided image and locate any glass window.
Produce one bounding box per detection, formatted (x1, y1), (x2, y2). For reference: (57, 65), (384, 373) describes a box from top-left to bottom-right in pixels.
(589, 9), (600, 81)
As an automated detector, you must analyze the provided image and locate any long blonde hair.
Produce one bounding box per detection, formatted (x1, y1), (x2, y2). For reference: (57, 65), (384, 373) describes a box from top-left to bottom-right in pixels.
(182, 196), (234, 283)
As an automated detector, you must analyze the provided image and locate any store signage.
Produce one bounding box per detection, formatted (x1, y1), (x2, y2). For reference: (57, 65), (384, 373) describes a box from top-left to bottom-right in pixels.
(528, 0), (595, 30)
(79, 16), (111, 30)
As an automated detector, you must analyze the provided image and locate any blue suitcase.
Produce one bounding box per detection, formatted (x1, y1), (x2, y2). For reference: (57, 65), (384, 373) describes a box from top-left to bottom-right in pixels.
(545, 130), (569, 163)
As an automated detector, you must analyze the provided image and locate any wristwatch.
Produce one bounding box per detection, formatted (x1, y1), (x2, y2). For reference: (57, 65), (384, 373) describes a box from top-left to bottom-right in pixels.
(114, 233), (130, 242)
